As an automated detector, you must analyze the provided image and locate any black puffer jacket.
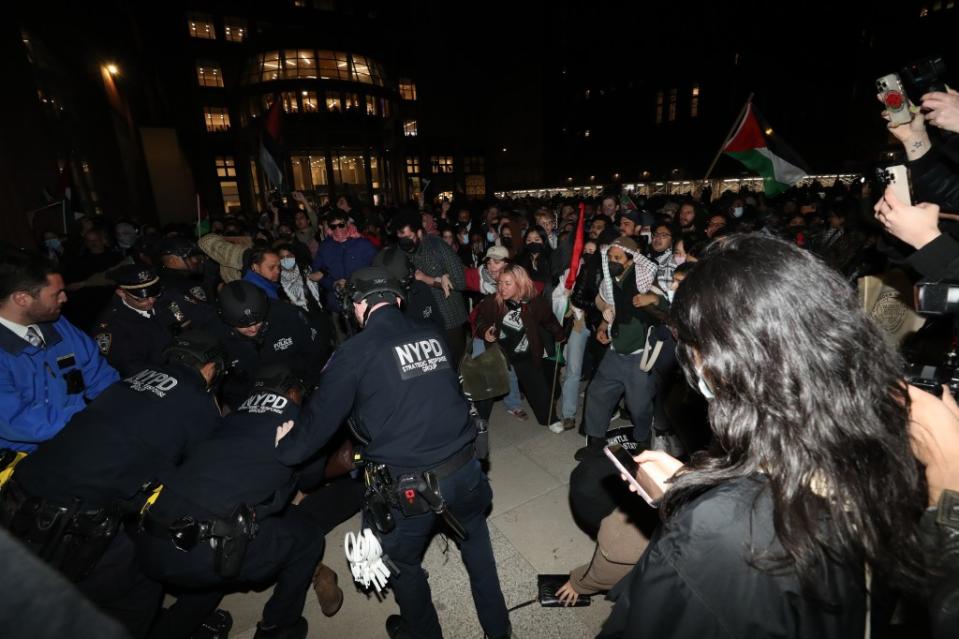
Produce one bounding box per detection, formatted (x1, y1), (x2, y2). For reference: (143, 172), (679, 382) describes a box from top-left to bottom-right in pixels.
(599, 476), (867, 639)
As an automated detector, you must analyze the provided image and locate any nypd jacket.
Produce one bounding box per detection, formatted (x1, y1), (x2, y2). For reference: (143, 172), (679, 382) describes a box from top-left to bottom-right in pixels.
(0, 316), (118, 452)
(155, 391), (302, 520)
(14, 363), (221, 507)
(276, 305), (474, 470)
(216, 301), (327, 408)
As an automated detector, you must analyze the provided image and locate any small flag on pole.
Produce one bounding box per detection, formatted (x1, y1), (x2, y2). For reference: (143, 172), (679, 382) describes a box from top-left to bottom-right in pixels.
(564, 203), (587, 291)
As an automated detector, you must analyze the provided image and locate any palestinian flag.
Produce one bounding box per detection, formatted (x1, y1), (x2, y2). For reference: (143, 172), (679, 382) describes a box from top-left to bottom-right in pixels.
(258, 97), (285, 191)
(723, 102), (808, 196)
(620, 192), (637, 211)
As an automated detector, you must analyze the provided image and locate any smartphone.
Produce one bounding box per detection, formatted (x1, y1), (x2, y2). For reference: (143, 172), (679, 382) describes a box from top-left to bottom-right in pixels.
(877, 164), (912, 206)
(604, 444), (658, 507)
(877, 74), (912, 126)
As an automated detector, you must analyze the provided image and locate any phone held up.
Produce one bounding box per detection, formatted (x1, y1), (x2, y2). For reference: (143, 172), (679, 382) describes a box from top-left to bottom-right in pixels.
(604, 444), (661, 508)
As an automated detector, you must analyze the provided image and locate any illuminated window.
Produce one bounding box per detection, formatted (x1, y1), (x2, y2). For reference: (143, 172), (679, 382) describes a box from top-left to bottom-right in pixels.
(351, 54), (374, 84)
(406, 157), (420, 174)
(431, 156), (453, 174)
(220, 181), (241, 212)
(262, 94), (276, 111)
(215, 156), (236, 177)
(188, 14), (216, 39)
(463, 156), (485, 174)
(262, 51), (281, 81)
(344, 93), (360, 112)
(365, 95), (377, 116)
(196, 61), (224, 87)
(655, 91), (664, 124)
(668, 88), (677, 121)
(399, 79), (417, 100)
(291, 155), (329, 190)
(281, 91), (299, 113)
(224, 18), (246, 42)
(379, 97), (391, 118)
(403, 120), (418, 137)
(204, 107), (231, 132)
(466, 175), (486, 199)
(283, 49), (317, 79)
(302, 91), (319, 112)
(319, 50), (350, 80)
(293, 0), (308, 7)
(370, 156), (382, 190)
(332, 153), (366, 186)
(690, 84), (700, 118)
(584, 129), (590, 138)
(325, 93), (341, 112)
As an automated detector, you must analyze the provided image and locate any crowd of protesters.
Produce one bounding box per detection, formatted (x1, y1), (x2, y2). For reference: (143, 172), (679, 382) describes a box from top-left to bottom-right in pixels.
(3, 85), (959, 639)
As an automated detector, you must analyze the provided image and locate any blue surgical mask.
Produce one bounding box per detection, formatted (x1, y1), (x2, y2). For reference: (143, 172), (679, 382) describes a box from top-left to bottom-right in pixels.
(696, 368), (715, 400)
(486, 231), (496, 243)
(44, 238), (62, 252)
(280, 257), (297, 270)
(732, 206), (744, 218)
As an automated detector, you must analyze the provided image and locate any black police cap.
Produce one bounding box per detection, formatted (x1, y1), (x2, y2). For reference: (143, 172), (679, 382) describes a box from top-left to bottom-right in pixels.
(348, 266), (405, 303)
(251, 363), (301, 397)
(218, 280), (270, 327)
(108, 264), (163, 299)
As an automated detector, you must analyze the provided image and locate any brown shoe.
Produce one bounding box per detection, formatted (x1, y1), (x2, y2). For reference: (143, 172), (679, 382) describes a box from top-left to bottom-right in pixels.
(312, 562), (344, 617)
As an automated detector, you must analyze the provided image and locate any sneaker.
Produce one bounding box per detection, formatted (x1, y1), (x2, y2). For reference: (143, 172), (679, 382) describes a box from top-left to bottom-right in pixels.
(506, 408), (528, 420)
(574, 437), (605, 461)
(253, 616), (308, 639)
(548, 420), (565, 434)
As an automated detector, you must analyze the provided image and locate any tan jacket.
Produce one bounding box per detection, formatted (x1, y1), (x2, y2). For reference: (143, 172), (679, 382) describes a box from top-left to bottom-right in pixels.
(198, 234), (252, 283)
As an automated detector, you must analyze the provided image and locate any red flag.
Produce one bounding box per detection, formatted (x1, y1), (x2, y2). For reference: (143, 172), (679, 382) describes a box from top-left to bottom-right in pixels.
(565, 202), (586, 290)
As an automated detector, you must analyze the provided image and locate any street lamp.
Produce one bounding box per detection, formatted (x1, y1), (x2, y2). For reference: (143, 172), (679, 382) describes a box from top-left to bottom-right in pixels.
(105, 63), (119, 76)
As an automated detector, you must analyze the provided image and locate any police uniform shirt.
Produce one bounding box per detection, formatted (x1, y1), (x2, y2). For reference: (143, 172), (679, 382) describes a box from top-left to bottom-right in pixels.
(276, 305), (474, 470)
(217, 302), (324, 407)
(92, 292), (209, 377)
(14, 362), (220, 507)
(154, 391), (301, 521)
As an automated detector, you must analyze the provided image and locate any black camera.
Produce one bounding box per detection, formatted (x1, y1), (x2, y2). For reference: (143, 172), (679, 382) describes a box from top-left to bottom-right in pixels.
(904, 281), (959, 397)
(900, 56), (948, 105)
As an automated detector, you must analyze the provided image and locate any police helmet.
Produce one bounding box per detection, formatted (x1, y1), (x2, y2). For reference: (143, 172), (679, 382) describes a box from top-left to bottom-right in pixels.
(218, 280), (270, 327)
(251, 363), (302, 397)
(162, 330), (227, 384)
(372, 247), (414, 290)
(347, 266), (405, 306)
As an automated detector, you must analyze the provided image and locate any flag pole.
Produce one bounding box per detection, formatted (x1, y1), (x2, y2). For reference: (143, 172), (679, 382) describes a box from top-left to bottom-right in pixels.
(702, 92), (754, 184)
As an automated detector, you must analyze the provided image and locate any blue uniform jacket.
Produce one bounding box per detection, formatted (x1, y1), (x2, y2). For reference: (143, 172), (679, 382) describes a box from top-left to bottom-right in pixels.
(311, 236), (377, 312)
(275, 305), (474, 470)
(0, 316), (119, 451)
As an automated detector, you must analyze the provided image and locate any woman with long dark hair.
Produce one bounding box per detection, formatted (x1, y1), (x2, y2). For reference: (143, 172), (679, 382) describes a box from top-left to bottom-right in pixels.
(600, 234), (928, 638)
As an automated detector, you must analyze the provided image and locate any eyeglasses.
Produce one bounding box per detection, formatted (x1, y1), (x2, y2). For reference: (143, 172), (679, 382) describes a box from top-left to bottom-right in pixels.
(329, 222), (347, 229)
(652, 232), (672, 239)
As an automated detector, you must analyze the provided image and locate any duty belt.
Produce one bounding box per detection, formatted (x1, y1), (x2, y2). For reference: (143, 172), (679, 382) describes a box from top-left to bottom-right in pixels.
(141, 507), (255, 552)
(385, 443), (476, 484)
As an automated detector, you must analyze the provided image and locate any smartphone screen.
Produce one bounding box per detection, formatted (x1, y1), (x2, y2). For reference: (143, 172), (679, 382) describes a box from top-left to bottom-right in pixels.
(604, 444), (658, 507)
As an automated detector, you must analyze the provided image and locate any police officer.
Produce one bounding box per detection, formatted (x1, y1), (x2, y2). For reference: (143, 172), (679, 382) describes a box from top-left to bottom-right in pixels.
(155, 236), (210, 304)
(136, 365), (329, 639)
(0, 330), (225, 637)
(92, 264), (216, 376)
(0, 251), (118, 452)
(373, 246), (444, 331)
(274, 267), (511, 639)
(215, 280), (329, 409)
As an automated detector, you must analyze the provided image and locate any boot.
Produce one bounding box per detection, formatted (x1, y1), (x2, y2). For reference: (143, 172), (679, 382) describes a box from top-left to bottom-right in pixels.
(312, 562), (344, 617)
(191, 609), (232, 639)
(574, 436), (605, 461)
(386, 615), (414, 639)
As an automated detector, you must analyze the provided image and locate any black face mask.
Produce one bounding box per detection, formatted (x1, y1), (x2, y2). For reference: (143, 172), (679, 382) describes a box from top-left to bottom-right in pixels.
(607, 262), (625, 278)
(506, 299), (522, 310)
(397, 236), (418, 254)
(526, 244), (544, 254)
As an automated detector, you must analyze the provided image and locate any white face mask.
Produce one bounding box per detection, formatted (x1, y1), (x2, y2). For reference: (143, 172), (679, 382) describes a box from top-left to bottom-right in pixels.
(732, 206), (744, 218)
(280, 257), (297, 271)
(696, 368), (715, 400)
